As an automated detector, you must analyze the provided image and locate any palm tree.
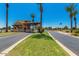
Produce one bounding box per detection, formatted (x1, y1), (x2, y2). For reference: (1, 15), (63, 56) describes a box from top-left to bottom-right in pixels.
(31, 13), (35, 32)
(6, 3), (9, 32)
(73, 10), (78, 29)
(65, 4), (74, 33)
(39, 3), (43, 28)
(31, 13), (35, 22)
(59, 22), (62, 31)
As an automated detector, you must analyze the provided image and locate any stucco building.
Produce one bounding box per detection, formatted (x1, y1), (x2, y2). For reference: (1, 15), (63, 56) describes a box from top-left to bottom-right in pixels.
(13, 20), (40, 32)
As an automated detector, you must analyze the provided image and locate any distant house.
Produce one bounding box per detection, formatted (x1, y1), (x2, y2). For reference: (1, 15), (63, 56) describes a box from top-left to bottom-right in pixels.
(13, 20), (40, 32)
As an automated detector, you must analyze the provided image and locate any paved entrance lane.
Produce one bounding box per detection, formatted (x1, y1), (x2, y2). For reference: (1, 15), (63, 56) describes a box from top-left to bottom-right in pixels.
(50, 31), (79, 55)
(0, 32), (30, 52)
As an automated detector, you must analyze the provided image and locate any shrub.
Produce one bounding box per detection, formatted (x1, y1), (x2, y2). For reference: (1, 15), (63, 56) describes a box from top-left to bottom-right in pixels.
(65, 30), (70, 33)
(72, 33), (79, 36)
(75, 30), (79, 33)
(38, 27), (44, 33)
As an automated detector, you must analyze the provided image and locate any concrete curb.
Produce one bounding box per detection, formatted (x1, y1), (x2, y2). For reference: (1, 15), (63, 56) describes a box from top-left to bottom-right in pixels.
(0, 34), (32, 56)
(48, 32), (77, 56)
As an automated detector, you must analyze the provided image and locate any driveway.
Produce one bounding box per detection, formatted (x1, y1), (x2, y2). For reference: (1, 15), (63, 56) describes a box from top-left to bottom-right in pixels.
(0, 32), (30, 52)
(49, 31), (79, 56)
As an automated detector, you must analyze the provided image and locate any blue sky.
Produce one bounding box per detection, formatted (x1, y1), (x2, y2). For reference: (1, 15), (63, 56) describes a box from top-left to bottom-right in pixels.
(0, 3), (79, 28)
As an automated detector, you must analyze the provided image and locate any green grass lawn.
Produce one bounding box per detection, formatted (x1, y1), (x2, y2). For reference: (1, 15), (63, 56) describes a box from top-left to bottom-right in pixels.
(0, 32), (20, 37)
(7, 32), (69, 56)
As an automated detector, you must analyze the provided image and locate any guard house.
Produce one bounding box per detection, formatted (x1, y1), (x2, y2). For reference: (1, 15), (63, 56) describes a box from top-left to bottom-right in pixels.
(13, 20), (40, 32)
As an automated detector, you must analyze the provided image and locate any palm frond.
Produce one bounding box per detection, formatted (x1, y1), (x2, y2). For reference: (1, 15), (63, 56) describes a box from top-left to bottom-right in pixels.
(72, 10), (78, 16)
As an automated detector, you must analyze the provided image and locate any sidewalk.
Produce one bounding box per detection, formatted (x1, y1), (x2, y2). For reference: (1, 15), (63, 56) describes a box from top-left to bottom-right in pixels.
(57, 31), (79, 39)
(0, 32), (20, 37)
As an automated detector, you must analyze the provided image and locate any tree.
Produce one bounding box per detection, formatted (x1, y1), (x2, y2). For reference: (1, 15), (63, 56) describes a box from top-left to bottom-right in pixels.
(63, 26), (68, 30)
(0, 28), (2, 33)
(59, 22), (62, 25)
(65, 4), (74, 33)
(8, 26), (11, 30)
(31, 13), (35, 22)
(31, 13), (35, 32)
(6, 3), (9, 32)
(48, 27), (52, 30)
(73, 10), (78, 29)
(39, 3), (43, 28)
(37, 3), (43, 33)
(59, 22), (62, 31)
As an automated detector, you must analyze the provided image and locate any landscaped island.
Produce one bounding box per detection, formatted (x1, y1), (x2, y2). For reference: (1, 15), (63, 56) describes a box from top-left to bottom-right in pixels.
(7, 32), (69, 56)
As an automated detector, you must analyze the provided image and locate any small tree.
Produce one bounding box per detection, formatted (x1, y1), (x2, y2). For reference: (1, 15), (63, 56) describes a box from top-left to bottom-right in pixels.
(63, 26), (68, 30)
(31, 13), (35, 32)
(8, 26), (11, 30)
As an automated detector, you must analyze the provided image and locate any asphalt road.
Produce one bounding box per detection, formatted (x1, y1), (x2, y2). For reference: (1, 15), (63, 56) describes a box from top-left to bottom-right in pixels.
(0, 32), (30, 52)
(50, 31), (79, 56)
